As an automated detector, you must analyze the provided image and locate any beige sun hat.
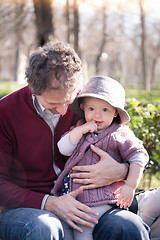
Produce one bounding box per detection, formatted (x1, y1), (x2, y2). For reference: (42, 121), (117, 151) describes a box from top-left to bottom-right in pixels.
(70, 76), (130, 125)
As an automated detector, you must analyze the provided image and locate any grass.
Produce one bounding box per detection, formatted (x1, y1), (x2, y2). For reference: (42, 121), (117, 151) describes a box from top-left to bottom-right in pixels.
(0, 80), (26, 92)
(138, 176), (160, 191)
(125, 88), (160, 104)
(0, 81), (159, 100)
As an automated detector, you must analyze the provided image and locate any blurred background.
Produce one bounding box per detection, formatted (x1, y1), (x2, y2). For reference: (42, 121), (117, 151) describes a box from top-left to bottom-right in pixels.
(0, 0), (160, 190)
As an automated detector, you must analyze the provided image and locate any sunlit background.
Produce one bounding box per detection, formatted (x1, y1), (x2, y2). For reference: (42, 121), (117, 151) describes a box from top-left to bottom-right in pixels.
(0, 0), (160, 191)
(0, 0), (160, 90)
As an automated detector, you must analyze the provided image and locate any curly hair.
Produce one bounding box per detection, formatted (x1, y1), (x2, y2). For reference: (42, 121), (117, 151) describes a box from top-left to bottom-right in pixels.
(25, 41), (83, 95)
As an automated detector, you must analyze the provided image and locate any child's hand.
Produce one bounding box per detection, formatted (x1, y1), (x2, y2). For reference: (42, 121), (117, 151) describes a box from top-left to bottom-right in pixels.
(114, 184), (135, 209)
(81, 121), (97, 134)
(69, 121), (97, 143)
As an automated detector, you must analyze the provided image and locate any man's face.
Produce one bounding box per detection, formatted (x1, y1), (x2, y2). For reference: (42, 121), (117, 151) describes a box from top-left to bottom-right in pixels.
(37, 80), (80, 115)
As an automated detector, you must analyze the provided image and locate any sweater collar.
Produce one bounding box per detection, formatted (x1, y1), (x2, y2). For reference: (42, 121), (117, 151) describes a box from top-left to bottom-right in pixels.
(32, 93), (60, 120)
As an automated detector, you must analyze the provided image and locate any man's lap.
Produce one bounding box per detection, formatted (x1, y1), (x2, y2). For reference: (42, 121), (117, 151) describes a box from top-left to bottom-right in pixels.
(0, 208), (64, 240)
(0, 207), (151, 240)
(93, 208), (151, 240)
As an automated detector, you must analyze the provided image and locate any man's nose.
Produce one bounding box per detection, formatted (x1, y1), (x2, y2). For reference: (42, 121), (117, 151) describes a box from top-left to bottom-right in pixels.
(56, 104), (68, 115)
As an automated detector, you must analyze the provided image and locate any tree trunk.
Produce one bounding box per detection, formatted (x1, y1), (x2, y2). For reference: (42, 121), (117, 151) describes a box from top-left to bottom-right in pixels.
(13, 47), (19, 82)
(150, 58), (156, 88)
(13, 0), (25, 81)
(95, 1), (107, 75)
(65, 0), (71, 43)
(73, 0), (79, 55)
(139, 0), (149, 90)
(33, 0), (54, 46)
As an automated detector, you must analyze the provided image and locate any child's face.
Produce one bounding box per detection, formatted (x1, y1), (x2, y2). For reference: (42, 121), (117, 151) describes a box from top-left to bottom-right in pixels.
(80, 97), (117, 132)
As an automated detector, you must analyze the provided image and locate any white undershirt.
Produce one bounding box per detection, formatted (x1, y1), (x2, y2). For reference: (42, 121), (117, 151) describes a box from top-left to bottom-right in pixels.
(32, 94), (61, 209)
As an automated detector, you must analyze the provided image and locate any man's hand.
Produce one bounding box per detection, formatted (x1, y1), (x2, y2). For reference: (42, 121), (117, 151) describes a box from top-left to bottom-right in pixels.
(44, 187), (98, 232)
(70, 145), (128, 190)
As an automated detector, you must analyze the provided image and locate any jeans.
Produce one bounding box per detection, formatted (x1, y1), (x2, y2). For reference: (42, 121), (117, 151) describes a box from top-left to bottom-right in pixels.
(93, 208), (151, 240)
(0, 207), (151, 240)
(0, 208), (64, 240)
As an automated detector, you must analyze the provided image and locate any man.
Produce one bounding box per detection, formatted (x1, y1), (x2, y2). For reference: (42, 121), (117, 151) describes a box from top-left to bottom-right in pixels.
(0, 41), (150, 239)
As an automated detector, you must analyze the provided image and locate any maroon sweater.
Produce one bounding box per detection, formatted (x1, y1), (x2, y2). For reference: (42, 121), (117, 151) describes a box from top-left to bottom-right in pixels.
(0, 85), (80, 209)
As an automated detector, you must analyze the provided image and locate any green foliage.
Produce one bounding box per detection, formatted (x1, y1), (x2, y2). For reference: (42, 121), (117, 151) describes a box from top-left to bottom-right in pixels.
(0, 89), (12, 99)
(0, 81), (26, 98)
(126, 89), (160, 105)
(126, 98), (160, 189)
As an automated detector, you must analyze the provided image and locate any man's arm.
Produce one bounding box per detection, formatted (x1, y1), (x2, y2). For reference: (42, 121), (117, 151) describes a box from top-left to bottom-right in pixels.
(70, 144), (128, 190)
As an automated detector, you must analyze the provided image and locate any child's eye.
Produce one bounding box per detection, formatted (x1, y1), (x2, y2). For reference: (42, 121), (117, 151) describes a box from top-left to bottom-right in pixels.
(103, 108), (107, 112)
(88, 107), (94, 111)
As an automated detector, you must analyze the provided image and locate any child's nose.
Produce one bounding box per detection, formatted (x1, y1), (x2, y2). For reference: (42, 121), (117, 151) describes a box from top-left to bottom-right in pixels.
(95, 110), (101, 118)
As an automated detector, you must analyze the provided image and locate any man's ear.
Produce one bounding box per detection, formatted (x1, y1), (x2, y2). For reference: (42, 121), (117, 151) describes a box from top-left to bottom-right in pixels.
(80, 103), (84, 110)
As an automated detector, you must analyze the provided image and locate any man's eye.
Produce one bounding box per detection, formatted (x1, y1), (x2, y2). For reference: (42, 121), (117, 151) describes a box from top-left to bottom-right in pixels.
(103, 108), (107, 112)
(89, 107), (94, 111)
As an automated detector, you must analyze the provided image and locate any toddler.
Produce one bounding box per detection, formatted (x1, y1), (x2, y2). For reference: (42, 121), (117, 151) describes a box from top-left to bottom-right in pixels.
(54, 76), (149, 240)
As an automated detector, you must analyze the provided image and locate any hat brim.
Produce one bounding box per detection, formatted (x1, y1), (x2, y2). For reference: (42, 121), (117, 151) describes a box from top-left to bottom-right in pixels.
(116, 108), (130, 125)
(70, 96), (130, 125)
